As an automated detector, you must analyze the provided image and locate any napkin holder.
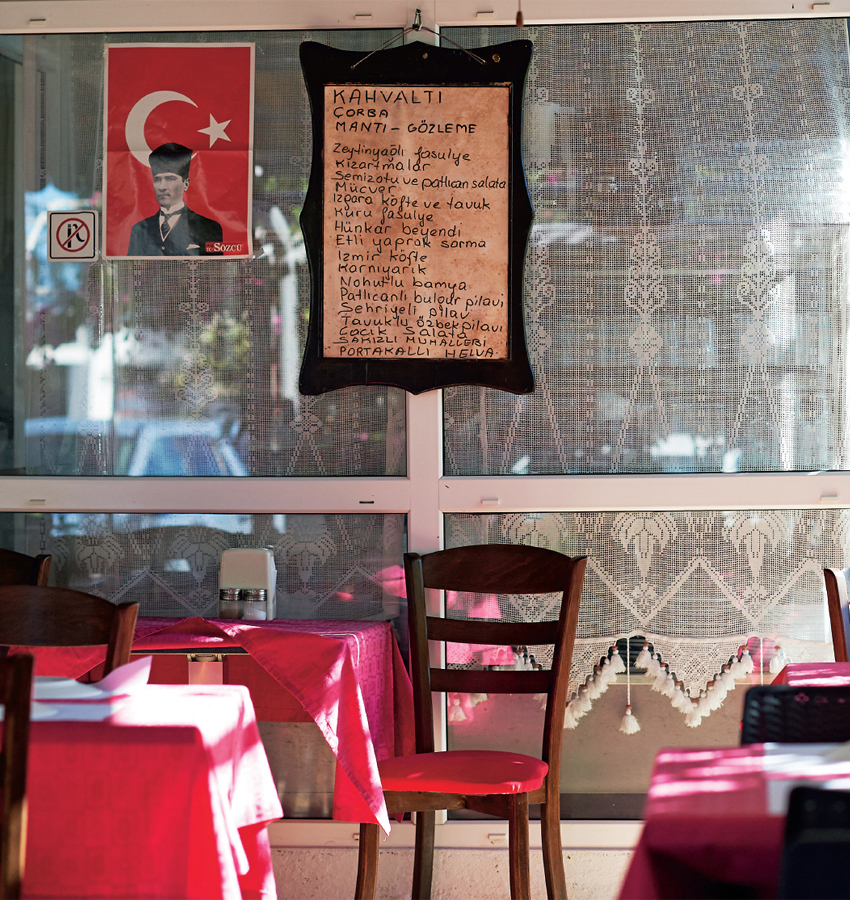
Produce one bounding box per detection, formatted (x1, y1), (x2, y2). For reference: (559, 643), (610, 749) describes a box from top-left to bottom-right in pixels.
(218, 548), (277, 620)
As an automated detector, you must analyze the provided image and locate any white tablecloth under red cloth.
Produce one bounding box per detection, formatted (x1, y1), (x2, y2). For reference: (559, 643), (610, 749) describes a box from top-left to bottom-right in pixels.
(23, 683), (282, 899)
(16, 617), (415, 834)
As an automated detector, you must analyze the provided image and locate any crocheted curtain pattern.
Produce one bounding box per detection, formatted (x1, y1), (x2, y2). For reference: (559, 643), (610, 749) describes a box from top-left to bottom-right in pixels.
(442, 18), (850, 726)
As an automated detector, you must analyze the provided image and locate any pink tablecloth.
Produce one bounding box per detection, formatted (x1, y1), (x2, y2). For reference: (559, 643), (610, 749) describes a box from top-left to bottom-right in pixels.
(618, 745), (786, 899)
(20, 617), (415, 835)
(772, 662), (850, 685)
(24, 684), (282, 900)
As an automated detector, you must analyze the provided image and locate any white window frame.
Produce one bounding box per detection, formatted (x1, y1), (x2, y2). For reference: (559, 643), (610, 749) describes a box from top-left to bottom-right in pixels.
(1, 0), (848, 850)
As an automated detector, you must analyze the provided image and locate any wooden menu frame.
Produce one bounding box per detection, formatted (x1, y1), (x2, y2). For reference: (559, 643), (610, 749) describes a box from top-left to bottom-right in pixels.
(298, 38), (535, 395)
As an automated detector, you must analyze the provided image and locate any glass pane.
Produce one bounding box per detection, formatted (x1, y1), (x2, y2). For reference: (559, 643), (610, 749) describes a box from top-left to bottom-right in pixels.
(444, 508), (840, 815)
(0, 509), (406, 820)
(443, 20), (850, 475)
(0, 510), (406, 623)
(1, 30), (406, 477)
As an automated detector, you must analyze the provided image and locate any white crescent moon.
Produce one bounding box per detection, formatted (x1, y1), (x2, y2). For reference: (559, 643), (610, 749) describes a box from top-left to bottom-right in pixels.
(125, 91), (198, 168)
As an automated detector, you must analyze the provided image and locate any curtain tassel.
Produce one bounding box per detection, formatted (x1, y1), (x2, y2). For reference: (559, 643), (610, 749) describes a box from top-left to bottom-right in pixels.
(619, 636), (640, 735)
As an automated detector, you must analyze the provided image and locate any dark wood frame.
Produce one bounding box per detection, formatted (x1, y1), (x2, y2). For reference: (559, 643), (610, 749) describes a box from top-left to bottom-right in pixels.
(298, 38), (535, 395)
(0, 654), (33, 900)
(824, 567), (850, 663)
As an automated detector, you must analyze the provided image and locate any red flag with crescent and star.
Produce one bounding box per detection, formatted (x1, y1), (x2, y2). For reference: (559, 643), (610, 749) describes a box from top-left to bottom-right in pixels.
(104, 43), (254, 259)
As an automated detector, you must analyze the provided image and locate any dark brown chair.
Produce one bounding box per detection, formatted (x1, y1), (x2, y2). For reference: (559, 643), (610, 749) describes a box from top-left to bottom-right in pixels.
(0, 654), (34, 900)
(0, 586), (138, 676)
(824, 568), (850, 662)
(355, 544), (588, 900)
(0, 550), (50, 588)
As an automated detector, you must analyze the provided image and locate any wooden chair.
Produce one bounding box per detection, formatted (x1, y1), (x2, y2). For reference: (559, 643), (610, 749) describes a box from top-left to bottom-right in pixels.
(741, 684), (850, 744)
(824, 568), (850, 662)
(0, 654), (34, 900)
(355, 544), (588, 900)
(0, 586), (138, 676)
(0, 550), (50, 588)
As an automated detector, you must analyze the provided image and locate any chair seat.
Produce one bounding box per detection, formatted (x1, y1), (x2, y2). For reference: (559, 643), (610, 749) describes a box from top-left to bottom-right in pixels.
(378, 750), (548, 794)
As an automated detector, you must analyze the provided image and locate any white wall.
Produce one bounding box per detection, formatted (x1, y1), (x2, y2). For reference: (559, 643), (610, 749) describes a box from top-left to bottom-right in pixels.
(271, 847), (633, 900)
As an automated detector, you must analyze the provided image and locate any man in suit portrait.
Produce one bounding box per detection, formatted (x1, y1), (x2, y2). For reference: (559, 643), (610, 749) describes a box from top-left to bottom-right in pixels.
(128, 142), (223, 256)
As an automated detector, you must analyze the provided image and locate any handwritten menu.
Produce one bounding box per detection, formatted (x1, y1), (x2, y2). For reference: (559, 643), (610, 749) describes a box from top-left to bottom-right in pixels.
(323, 84), (510, 360)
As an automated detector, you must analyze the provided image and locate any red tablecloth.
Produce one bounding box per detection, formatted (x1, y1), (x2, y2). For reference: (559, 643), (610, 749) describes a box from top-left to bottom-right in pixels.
(18, 617), (415, 834)
(23, 683), (282, 900)
(772, 662), (850, 685)
(617, 743), (850, 900)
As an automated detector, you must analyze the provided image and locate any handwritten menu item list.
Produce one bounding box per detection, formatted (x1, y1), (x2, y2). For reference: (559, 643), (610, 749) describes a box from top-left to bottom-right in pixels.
(323, 85), (510, 360)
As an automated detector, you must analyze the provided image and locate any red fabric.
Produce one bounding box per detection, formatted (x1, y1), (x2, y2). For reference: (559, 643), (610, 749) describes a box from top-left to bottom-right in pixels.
(378, 749), (548, 794)
(772, 662), (850, 686)
(618, 746), (789, 900)
(22, 684), (281, 900)
(18, 617), (415, 835)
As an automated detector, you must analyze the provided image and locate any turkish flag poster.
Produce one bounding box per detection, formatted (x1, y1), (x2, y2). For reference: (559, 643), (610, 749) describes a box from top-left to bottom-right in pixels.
(104, 43), (254, 259)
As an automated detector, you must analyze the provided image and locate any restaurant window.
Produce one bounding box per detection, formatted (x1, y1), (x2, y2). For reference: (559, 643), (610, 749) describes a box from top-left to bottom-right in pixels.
(1, 9), (850, 827)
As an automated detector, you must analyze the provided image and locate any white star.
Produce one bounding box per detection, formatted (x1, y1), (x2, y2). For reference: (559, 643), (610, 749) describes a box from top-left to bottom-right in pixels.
(198, 114), (231, 148)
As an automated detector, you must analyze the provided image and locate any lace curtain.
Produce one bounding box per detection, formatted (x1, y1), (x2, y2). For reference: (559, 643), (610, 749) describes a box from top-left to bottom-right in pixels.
(443, 18), (850, 728)
(444, 19), (850, 476)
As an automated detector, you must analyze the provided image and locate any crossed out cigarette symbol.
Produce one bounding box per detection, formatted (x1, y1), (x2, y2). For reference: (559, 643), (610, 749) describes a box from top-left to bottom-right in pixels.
(57, 218), (90, 252)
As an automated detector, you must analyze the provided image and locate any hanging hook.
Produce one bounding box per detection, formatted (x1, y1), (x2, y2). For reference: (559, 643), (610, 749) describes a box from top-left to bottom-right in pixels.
(350, 11), (487, 69)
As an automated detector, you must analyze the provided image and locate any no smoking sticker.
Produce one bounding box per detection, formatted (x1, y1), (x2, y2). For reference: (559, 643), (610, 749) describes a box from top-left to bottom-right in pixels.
(48, 211), (98, 260)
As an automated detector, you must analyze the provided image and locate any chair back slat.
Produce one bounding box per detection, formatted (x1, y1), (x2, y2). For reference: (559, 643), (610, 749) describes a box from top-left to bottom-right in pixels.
(425, 617), (560, 646)
(430, 668), (553, 695)
(419, 543), (577, 594)
(0, 550), (51, 588)
(0, 586), (139, 676)
(824, 568), (850, 663)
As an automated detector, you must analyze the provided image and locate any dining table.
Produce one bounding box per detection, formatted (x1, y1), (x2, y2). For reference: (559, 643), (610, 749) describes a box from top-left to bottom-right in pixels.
(772, 661), (850, 686)
(20, 669), (282, 899)
(17, 616), (415, 835)
(617, 739), (850, 900)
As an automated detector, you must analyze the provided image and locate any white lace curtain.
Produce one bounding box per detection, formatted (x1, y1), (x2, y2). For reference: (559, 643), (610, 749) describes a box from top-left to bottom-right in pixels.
(443, 18), (850, 727)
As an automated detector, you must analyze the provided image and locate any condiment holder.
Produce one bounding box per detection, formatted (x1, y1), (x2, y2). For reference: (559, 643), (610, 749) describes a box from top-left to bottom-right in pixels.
(218, 549), (276, 620)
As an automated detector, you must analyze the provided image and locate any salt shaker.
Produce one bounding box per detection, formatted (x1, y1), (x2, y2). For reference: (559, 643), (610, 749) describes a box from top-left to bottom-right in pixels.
(218, 587), (242, 619)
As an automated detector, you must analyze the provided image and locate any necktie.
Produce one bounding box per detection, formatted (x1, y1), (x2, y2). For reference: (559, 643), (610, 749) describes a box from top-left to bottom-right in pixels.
(161, 211), (180, 240)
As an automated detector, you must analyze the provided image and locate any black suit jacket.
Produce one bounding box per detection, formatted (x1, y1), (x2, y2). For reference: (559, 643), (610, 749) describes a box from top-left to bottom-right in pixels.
(127, 206), (223, 257)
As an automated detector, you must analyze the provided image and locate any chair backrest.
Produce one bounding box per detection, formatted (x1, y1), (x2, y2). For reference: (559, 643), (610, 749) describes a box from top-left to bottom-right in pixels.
(0, 586), (139, 676)
(0, 550), (51, 588)
(778, 785), (850, 899)
(405, 544), (587, 775)
(824, 568), (850, 663)
(0, 654), (34, 900)
(741, 683), (850, 744)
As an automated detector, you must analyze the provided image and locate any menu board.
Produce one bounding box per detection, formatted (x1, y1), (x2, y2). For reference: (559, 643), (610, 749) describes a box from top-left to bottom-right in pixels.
(323, 84), (509, 361)
(299, 39), (534, 395)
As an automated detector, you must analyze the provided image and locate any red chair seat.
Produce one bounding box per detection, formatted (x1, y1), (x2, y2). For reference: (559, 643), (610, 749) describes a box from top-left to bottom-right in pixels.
(378, 750), (548, 794)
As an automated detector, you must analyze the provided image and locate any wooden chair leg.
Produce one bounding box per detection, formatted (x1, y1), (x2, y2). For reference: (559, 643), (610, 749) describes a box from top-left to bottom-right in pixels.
(507, 793), (531, 900)
(412, 810), (436, 900)
(540, 797), (567, 900)
(355, 822), (380, 900)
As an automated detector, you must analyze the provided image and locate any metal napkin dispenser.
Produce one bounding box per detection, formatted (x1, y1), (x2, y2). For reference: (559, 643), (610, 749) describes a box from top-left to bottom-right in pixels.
(218, 548), (277, 620)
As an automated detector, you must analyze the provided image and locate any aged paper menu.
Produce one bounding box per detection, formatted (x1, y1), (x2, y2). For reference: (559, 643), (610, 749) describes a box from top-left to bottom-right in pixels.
(323, 84), (510, 360)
